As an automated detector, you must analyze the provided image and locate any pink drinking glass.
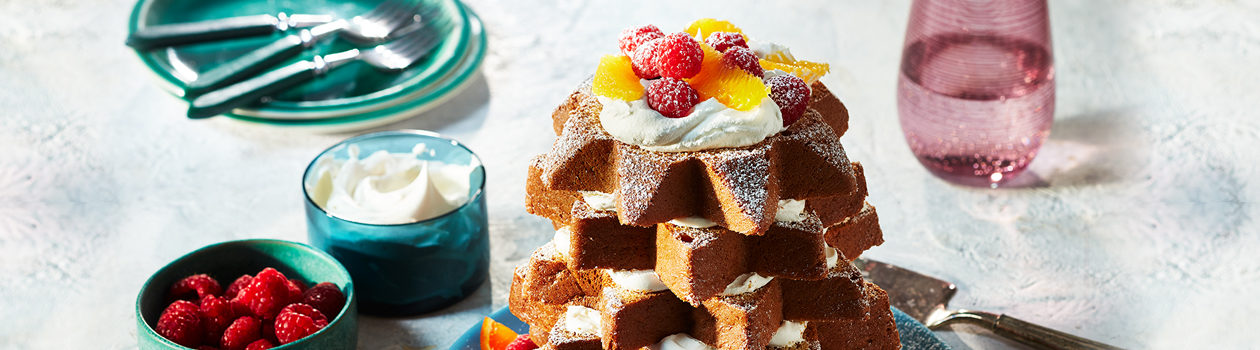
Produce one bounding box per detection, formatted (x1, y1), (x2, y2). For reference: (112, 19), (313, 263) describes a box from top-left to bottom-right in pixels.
(897, 0), (1054, 187)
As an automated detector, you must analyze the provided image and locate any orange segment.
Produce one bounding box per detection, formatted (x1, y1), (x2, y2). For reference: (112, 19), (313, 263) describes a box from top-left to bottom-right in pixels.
(592, 55), (645, 101)
(688, 43), (769, 111)
(684, 18), (746, 41)
(760, 57), (831, 85)
(480, 317), (517, 350)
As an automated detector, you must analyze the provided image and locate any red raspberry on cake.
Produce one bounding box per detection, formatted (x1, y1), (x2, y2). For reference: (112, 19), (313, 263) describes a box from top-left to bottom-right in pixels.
(301, 282), (346, 319)
(170, 274), (222, 301)
(653, 32), (704, 79)
(766, 74), (812, 126)
(631, 38), (662, 79)
(646, 78), (701, 118)
(705, 32), (748, 52)
(618, 24), (664, 57)
(156, 300), (205, 347)
(721, 46), (764, 78)
(231, 268), (294, 319)
(220, 316), (262, 350)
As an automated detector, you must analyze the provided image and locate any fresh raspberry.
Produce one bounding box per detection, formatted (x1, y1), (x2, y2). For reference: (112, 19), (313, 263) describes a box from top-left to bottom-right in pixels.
(278, 303), (329, 325)
(224, 275), (252, 300)
(156, 300), (205, 347)
(200, 295), (236, 344)
(721, 46), (764, 78)
(301, 282), (346, 320)
(631, 38), (661, 79)
(653, 32), (704, 79)
(220, 316), (262, 350)
(505, 334), (539, 350)
(286, 279), (305, 299)
(274, 306), (327, 344)
(231, 268), (292, 319)
(244, 339), (275, 350)
(766, 74), (812, 126)
(705, 32), (747, 53)
(646, 78), (701, 119)
(618, 24), (664, 57)
(170, 274), (223, 301)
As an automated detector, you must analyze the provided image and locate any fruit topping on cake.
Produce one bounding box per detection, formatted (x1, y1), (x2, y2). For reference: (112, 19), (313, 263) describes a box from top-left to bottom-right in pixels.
(705, 31), (749, 53)
(653, 32), (705, 79)
(687, 43), (769, 112)
(685, 18), (746, 41)
(592, 55), (644, 101)
(767, 74), (812, 126)
(646, 77), (701, 118)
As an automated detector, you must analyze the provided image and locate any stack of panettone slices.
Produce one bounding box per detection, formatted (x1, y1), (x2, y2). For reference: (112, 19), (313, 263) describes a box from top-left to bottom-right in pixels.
(509, 79), (900, 350)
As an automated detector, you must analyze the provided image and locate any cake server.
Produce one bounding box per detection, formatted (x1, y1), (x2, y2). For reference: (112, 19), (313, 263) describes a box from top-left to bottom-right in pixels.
(854, 258), (1123, 350)
(126, 13), (334, 50)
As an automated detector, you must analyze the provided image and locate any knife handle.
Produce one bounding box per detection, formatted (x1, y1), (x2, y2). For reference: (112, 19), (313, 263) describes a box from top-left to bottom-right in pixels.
(183, 33), (308, 97)
(127, 14), (281, 50)
(186, 59), (320, 119)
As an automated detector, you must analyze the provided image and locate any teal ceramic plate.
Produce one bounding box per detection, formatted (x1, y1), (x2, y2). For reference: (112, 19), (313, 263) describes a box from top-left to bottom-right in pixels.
(128, 0), (469, 118)
(451, 307), (950, 350)
(224, 5), (485, 133)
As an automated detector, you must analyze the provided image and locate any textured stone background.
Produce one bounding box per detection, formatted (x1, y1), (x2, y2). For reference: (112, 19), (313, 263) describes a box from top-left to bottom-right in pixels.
(2, 0), (1258, 349)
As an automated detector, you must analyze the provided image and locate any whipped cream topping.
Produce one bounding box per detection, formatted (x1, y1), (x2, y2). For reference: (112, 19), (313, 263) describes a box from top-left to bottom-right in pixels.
(552, 226), (573, 259)
(578, 191), (617, 212)
(649, 333), (714, 350)
(307, 144), (473, 225)
(669, 216), (718, 228)
(596, 96), (784, 153)
(720, 273), (774, 295)
(768, 321), (809, 347)
(563, 306), (602, 335)
(750, 41), (794, 61)
(825, 246), (840, 269)
(775, 199), (808, 222)
(606, 269), (668, 292)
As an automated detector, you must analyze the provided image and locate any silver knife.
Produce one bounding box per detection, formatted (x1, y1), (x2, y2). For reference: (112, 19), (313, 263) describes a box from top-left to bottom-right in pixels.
(126, 13), (334, 50)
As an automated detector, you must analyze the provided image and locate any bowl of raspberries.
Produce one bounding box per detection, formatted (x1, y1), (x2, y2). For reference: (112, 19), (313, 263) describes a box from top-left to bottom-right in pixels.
(136, 239), (356, 349)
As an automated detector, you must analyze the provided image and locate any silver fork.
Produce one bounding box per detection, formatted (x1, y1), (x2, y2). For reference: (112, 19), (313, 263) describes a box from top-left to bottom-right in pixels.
(183, 0), (440, 96)
(186, 18), (451, 119)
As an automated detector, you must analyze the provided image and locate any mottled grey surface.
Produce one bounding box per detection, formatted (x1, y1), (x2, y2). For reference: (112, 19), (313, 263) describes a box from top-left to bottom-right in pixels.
(1, 0), (1258, 349)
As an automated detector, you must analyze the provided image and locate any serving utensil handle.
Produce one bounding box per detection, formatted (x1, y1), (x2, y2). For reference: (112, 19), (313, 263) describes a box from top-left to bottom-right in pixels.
(126, 14), (281, 50)
(948, 310), (1124, 350)
(186, 60), (320, 119)
(183, 34), (308, 97)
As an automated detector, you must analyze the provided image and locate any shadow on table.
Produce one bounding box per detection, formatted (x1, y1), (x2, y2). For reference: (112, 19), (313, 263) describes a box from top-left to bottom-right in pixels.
(1001, 108), (1143, 189)
(355, 279), (493, 349)
(364, 72), (491, 138)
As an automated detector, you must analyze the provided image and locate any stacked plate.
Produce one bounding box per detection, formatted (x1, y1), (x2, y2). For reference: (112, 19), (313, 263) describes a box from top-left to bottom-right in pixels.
(128, 0), (486, 132)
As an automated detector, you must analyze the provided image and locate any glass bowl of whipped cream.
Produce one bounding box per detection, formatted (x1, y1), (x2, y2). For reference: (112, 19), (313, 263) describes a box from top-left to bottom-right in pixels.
(302, 129), (487, 316)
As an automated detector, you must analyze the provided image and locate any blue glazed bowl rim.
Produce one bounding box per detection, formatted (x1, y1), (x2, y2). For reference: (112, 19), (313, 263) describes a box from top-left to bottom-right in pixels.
(135, 238), (356, 349)
(301, 129), (487, 227)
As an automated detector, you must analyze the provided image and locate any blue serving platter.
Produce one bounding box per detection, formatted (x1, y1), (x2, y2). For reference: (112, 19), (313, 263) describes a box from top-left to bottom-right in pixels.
(450, 306), (950, 350)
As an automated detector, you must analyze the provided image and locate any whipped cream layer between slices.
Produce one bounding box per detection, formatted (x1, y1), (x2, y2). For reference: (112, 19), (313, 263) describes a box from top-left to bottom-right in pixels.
(606, 269), (668, 292)
(768, 320), (809, 347)
(563, 305), (602, 335)
(649, 333), (714, 350)
(580, 192), (809, 228)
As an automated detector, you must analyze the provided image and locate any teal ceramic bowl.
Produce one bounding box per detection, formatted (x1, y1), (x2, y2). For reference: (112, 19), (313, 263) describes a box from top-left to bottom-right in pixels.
(136, 239), (357, 349)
